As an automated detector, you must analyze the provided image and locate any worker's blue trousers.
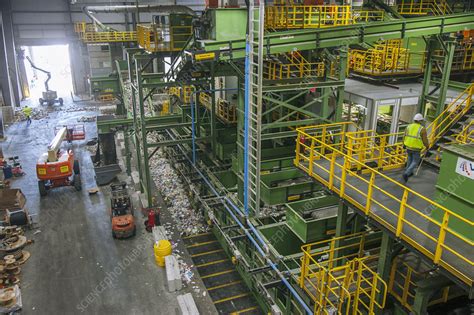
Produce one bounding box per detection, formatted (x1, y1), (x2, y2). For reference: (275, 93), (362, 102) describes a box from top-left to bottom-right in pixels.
(404, 149), (421, 177)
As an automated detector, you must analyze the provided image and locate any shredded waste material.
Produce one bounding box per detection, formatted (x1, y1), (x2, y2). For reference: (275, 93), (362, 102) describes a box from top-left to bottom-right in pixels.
(149, 149), (208, 236)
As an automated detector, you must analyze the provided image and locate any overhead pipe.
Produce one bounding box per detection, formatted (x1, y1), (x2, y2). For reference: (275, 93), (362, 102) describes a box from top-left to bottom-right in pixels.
(82, 4), (197, 31)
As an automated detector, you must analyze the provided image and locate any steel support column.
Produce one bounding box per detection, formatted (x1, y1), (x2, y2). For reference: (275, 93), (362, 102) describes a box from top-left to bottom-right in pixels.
(210, 63), (217, 154)
(412, 275), (452, 315)
(136, 60), (153, 207)
(124, 128), (132, 176)
(435, 39), (456, 117)
(127, 52), (144, 194)
(418, 38), (435, 114)
(334, 200), (348, 267)
(335, 48), (348, 122)
(375, 231), (395, 314)
(0, 0), (20, 106)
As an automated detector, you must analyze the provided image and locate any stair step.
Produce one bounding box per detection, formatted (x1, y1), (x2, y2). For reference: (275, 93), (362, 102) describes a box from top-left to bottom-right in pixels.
(424, 157), (441, 168)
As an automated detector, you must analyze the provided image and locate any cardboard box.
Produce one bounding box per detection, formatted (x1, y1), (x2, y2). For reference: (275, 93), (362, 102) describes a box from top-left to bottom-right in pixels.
(0, 189), (26, 211)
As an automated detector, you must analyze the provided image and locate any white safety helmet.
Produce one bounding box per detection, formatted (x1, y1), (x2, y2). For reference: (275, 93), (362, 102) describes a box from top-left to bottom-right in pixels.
(413, 113), (424, 121)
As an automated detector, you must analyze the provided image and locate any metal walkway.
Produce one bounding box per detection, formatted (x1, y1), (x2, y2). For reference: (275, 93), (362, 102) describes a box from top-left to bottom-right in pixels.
(295, 124), (473, 288)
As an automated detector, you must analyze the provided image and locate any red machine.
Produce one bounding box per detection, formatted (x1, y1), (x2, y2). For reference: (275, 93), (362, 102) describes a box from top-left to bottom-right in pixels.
(36, 126), (83, 196)
(110, 183), (136, 238)
(54, 125), (85, 143)
(144, 208), (161, 232)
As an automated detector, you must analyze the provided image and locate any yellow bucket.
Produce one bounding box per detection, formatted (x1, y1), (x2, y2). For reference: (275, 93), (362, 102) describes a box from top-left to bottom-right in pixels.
(153, 240), (172, 267)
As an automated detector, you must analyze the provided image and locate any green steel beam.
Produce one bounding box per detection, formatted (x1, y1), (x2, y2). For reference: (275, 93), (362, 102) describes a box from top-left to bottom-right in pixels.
(262, 95), (320, 121)
(436, 39), (456, 117)
(97, 115), (183, 133)
(147, 137), (211, 148)
(200, 13), (474, 60)
(262, 79), (345, 92)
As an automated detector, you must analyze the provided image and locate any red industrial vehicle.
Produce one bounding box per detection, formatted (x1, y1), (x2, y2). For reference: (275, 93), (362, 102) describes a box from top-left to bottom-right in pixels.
(36, 126), (84, 196)
(110, 183), (136, 239)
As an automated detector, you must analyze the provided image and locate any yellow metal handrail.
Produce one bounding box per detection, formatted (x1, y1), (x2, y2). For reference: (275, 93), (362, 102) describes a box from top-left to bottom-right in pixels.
(217, 99), (237, 124)
(198, 92), (236, 124)
(389, 255), (455, 311)
(426, 83), (474, 149)
(265, 5), (352, 29)
(398, 0), (452, 16)
(352, 9), (385, 23)
(199, 92), (211, 109)
(137, 24), (192, 52)
(346, 130), (406, 172)
(295, 122), (474, 286)
(454, 119), (474, 144)
(300, 232), (386, 314)
(349, 39), (426, 76)
(74, 22), (136, 43)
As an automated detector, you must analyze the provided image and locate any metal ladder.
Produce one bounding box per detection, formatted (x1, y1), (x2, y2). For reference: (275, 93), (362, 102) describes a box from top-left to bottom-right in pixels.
(244, 1), (264, 216)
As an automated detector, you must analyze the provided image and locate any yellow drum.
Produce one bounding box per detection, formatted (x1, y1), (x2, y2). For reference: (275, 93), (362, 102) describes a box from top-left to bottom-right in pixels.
(153, 240), (172, 267)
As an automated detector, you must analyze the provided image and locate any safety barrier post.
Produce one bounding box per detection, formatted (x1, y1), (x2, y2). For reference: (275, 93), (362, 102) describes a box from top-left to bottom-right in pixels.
(339, 156), (348, 197)
(434, 212), (450, 263)
(328, 152), (337, 190)
(295, 131), (301, 167)
(396, 190), (409, 237)
(309, 138), (315, 176)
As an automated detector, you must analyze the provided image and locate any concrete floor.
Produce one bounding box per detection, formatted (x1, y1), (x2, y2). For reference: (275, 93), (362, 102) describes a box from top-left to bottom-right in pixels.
(1, 98), (215, 314)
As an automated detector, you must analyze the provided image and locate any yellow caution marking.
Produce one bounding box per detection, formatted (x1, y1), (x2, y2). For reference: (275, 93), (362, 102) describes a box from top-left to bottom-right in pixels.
(186, 240), (218, 248)
(196, 258), (229, 268)
(182, 232), (212, 240)
(231, 306), (259, 314)
(202, 269), (235, 279)
(213, 293), (250, 305)
(190, 249), (224, 258)
(207, 280), (242, 291)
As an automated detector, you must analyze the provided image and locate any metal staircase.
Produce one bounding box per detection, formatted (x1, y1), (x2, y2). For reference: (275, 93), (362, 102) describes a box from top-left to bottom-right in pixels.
(165, 37), (195, 82)
(244, 1), (264, 216)
(425, 84), (474, 167)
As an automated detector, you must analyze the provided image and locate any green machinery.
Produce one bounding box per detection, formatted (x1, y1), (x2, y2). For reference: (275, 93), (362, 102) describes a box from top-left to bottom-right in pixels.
(433, 144), (474, 242)
(96, 4), (474, 314)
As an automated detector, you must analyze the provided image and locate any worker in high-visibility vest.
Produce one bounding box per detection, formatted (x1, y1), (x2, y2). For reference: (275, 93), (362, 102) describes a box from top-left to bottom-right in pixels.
(402, 113), (429, 183)
(22, 105), (32, 126)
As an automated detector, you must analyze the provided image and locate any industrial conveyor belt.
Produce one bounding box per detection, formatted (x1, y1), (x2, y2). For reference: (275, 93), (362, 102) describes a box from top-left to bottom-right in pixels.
(182, 232), (262, 314)
(301, 158), (473, 288)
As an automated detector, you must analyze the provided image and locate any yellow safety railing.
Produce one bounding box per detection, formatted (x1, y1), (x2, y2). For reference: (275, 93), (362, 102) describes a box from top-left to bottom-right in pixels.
(199, 92), (211, 109)
(349, 39), (426, 76)
(398, 0), (452, 16)
(352, 9), (385, 23)
(74, 22), (137, 43)
(198, 92), (236, 124)
(265, 5), (352, 29)
(295, 122), (474, 286)
(217, 99), (237, 124)
(264, 51), (326, 80)
(389, 254), (457, 312)
(346, 130), (406, 172)
(426, 83), (474, 149)
(300, 232), (386, 314)
(168, 86), (181, 98)
(182, 86), (193, 104)
(455, 120), (474, 144)
(137, 24), (192, 52)
(433, 47), (474, 72)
